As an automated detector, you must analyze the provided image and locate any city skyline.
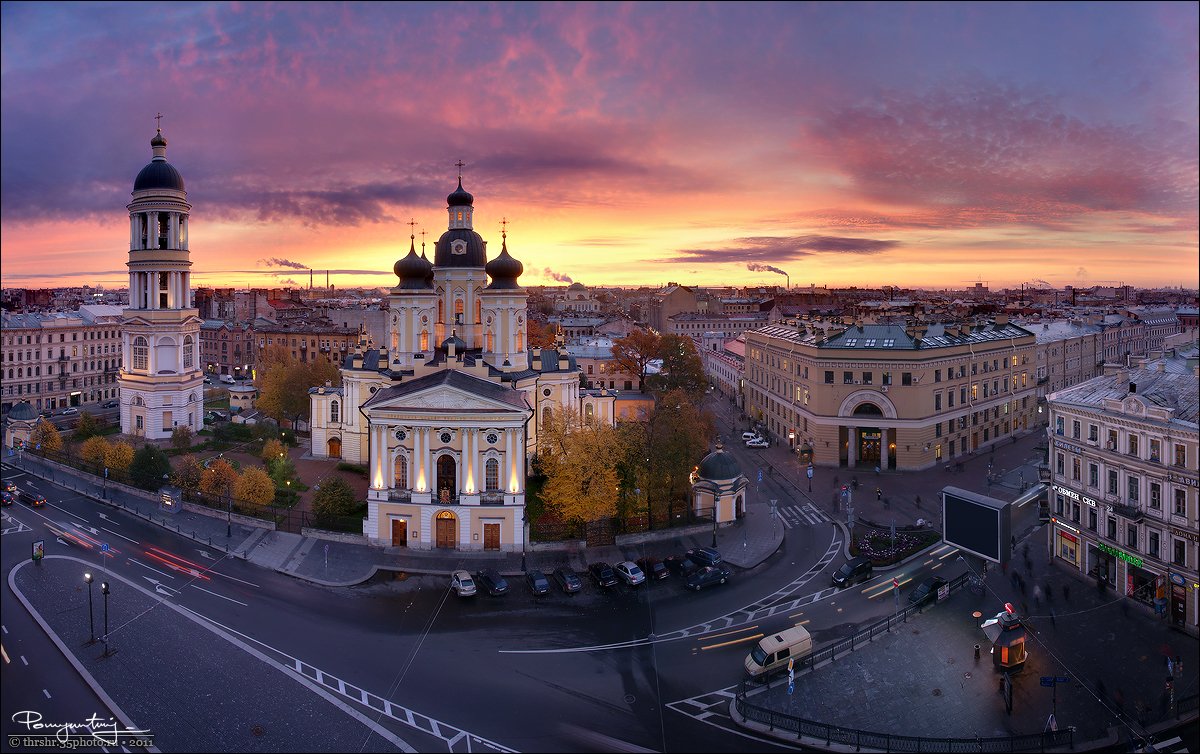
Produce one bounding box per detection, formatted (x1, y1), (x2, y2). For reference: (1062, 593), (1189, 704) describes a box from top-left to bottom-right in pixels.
(2, 2), (1197, 292)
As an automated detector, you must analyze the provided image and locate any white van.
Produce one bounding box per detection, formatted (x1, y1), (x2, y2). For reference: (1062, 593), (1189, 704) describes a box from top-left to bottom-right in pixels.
(744, 626), (812, 680)
(741, 431), (761, 442)
(219, 374), (236, 385)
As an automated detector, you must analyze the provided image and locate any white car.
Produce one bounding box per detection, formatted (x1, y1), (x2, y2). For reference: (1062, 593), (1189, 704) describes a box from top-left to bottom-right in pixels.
(614, 561), (646, 586)
(741, 432), (760, 442)
(745, 438), (769, 449)
(451, 570), (477, 597)
(61, 407), (79, 415)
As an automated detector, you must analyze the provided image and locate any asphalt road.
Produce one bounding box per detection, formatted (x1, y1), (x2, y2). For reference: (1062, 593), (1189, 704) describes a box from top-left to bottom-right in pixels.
(1, 453), (971, 753)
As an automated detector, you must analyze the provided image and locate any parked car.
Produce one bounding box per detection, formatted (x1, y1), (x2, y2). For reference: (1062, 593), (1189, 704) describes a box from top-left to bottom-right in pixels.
(552, 567), (582, 594)
(832, 556), (874, 588)
(908, 576), (948, 606)
(203, 377), (213, 384)
(102, 400), (119, 409)
(60, 407), (79, 415)
(686, 565), (732, 591)
(450, 570), (477, 597)
(636, 557), (669, 580)
(686, 547), (723, 567)
(474, 569), (509, 596)
(1, 490), (13, 506)
(664, 554), (700, 578)
(614, 561), (646, 586)
(587, 562), (619, 588)
(525, 569), (551, 596)
(2, 481), (16, 494)
(741, 432), (761, 442)
(16, 489), (46, 507)
(745, 438), (769, 448)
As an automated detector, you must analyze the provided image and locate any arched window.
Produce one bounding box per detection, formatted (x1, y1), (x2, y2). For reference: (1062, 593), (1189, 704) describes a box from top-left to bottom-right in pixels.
(486, 331), (494, 352)
(475, 298), (482, 324)
(516, 332), (524, 352)
(454, 299), (464, 325)
(330, 400), (340, 423)
(183, 335), (194, 369)
(485, 458), (499, 491)
(419, 330), (429, 351)
(394, 455), (408, 489)
(585, 403), (594, 422)
(541, 405), (551, 428)
(437, 299), (444, 322)
(132, 337), (148, 371)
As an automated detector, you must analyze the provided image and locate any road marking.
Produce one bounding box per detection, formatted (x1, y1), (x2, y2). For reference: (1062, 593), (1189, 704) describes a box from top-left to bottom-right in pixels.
(189, 584), (248, 606)
(1, 624), (7, 634)
(130, 558), (176, 580)
(21, 655), (29, 665)
(1, 645), (8, 663)
(697, 625), (759, 641)
(205, 570), (262, 588)
(795, 619), (810, 626)
(700, 632), (763, 651)
(101, 527), (139, 545)
(97, 512), (118, 524)
(43, 689), (51, 699)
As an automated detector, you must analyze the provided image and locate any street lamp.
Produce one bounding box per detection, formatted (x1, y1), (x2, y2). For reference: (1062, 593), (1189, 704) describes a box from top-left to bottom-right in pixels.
(100, 581), (113, 657)
(711, 504), (719, 548)
(84, 573), (95, 645)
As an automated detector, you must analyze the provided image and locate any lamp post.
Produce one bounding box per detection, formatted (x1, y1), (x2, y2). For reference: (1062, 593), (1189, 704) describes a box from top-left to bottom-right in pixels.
(711, 503), (719, 548)
(100, 581), (112, 657)
(84, 573), (95, 645)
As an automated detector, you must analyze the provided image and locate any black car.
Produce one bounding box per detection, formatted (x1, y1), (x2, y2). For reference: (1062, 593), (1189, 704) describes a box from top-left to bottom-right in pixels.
(908, 576), (948, 606)
(832, 556), (874, 588)
(0, 490), (13, 507)
(474, 569), (509, 596)
(525, 569), (550, 596)
(686, 565), (732, 591)
(102, 400), (119, 409)
(664, 554), (700, 578)
(16, 489), (47, 507)
(636, 557), (669, 580)
(587, 562), (619, 588)
(686, 547), (723, 567)
(553, 567), (582, 594)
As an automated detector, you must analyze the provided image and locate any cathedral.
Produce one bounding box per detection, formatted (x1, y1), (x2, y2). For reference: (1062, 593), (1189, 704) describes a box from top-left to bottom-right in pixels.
(309, 177), (615, 551)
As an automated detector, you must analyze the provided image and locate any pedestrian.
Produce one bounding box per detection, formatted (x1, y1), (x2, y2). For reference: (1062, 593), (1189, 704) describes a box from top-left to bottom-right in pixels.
(1045, 584), (1054, 604)
(1033, 584), (1042, 607)
(1010, 535), (1016, 551)
(875, 487), (882, 502)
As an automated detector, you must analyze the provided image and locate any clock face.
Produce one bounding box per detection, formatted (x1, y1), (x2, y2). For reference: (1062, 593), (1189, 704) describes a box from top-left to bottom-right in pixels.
(452, 241), (467, 255)
(440, 431), (452, 444)
(486, 433), (498, 445)
(395, 429), (407, 441)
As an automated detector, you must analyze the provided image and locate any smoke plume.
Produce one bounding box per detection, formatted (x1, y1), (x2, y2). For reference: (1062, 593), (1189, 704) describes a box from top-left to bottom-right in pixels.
(542, 268), (574, 284)
(747, 263), (787, 277)
(259, 257), (310, 270)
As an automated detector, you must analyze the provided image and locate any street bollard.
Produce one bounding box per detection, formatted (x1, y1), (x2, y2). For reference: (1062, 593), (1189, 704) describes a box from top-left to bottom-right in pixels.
(974, 644), (981, 661)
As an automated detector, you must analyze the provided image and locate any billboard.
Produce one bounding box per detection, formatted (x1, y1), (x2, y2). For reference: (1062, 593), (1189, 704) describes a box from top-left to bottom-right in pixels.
(942, 486), (1011, 565)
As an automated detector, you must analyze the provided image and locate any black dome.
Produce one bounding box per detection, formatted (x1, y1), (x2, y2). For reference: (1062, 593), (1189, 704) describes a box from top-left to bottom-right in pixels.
(697, 447), (741, 480)
(447, 178), (474, 207)
(420, 249), (435, 286)
(485, 239), (523, 290)
(434, 228), (487, 268)
(393, 242), (434, 290)
(134, 161), (185, 192)
(8, 401), (37, 422)
(439, 334), (468, 353)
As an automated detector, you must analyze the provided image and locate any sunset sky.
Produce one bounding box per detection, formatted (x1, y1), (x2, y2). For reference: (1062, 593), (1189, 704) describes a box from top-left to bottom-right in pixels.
(1, 2), (1197, 292)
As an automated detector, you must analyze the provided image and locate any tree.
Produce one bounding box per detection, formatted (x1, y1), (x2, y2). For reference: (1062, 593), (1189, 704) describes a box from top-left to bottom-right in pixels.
(645, 390), (714, 526)
(255, 345), (341, 427)
(172, 454), (203, 491)
(527, 319), (558, 349)
(170, 425), (194, 451)
(235, 467), (276, 507)
(262, 438), (287, 467)
(538, 408), (622, 525)
(613, 420), (649, 524)
(200, 458), (238, 499)
(648, 334), (708, 394)
(73, 411), (103, 442)
(80, 436), (111, 467)
(312, 476), (359, 519)
(130, 444), (172, 490)
(612, 329), (661, 388)
(104, 441), (135, 474)
(31, 418), (62, 454)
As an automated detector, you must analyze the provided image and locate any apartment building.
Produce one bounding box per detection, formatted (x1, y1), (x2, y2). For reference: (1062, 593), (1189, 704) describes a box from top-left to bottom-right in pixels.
(699, 332), (745, 408)
(666, 311), (770, 340)
(1, 305), (125, 413)
(255, 320), (359, 367)
(199, 320), (255, 377)
(1046, 365), (1199, 634)
(743, 316), (1039, 471)
(1029, 319), (1104, 415)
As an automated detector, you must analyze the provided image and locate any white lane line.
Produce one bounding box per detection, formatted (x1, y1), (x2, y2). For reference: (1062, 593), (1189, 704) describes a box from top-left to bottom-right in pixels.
(129, 558), (176, 580)
(45, 502), (86, 523)
(188, 584), (249, 606)
(2, 624), (7, 635)
(101, 527), (139, 545)
(43, 688), (52, 699)
(205, 570), (262, 588)
(21, 655), (29, 665)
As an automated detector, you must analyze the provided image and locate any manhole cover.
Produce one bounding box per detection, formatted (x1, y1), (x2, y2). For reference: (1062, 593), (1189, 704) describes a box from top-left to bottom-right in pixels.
(623, 694), (636, 704)
(932, 688), (942, 697)
(964, 672), (972, 680)
(252, 726), (264, 737)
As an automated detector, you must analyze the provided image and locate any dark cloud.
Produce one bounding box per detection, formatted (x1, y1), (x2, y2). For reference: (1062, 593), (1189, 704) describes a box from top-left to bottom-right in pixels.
(666, 235), (898, 264)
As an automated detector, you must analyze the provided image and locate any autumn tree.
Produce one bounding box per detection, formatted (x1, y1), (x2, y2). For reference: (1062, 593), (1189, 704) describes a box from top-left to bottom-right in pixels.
(648, 334), (708, 394)
(104, 441), (135, 474)
(261, 438), (287, 467)
(644, 390), (714, 526)
(312, 476), (359, 519)
(200, 458), (238, 500)
(255, 345), (341, 427)
(172, 454), (204, 491)
(31, 418), (62, 454)
(80, 436), (111, 467)
(612, 420), (649, 524)
(73, 411), (103, 442)
(611, 329), (661, 389)
(170, 425), (194, 451)
(526, 319), (558, 349)
(130, 444), (172, 490)
(538, 408), (623, 525)
(235, 467), (276, 507)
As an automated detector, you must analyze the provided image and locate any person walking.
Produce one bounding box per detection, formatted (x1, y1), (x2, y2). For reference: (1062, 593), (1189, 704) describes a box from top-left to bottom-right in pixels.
(875, 487), (882, 503)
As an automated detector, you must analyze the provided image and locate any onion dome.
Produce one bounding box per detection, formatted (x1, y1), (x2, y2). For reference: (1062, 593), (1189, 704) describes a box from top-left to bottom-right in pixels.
(420, 247), (434, 287)
(393, 237), (434, 289)
(446, 177), (474, 207)
(485, 235), (524, 290)
(697, 444), (741, 480)
(134, 129), (185, 191)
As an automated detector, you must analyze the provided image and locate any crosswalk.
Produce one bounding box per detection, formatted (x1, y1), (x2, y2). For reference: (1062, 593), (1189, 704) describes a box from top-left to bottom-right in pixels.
(775, 503), (834, 529)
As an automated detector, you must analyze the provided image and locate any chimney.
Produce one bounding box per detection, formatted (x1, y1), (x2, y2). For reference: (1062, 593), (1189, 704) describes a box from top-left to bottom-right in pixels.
(1129, 381), (1137, 394)
(1157, 362), (1165, 373)
(994, 314), (1008, 326)
(532, 351), (542, 370)
(961, 323), (972, 336)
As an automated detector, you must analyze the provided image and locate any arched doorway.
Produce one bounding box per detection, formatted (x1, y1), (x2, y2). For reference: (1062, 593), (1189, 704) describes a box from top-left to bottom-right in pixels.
(327, 437), (342, 458)
(436, 455), (457, 503)
(851, 404), (883, 468)
(434, 510), (457, 549)
(736, 494), (745, 519)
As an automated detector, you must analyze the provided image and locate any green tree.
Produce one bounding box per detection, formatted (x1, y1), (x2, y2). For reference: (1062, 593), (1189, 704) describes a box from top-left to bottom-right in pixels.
(255, 345), (341, 427)
(645, 390), (714, 526)
(172, 454), (204, 491)
(613, 420), (649, 524)
(129, 444), (173, 490)
(80, 436), (111, 467)
(262, 438), (287, 467)
(312, 476), (359, 519)
(104, 441), (135, 474)
(200, 458), (238, 499)
(235, 467), (276, 507)
(31, 418), (62, 454)
(170, 425), (194, 451)
(611, 329), (661, 388)
(647, 334), (707, 394)
(73, 411), (103, 442)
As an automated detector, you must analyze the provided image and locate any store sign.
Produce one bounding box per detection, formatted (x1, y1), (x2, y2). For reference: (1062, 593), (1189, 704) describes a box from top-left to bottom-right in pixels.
(1096, 542), (1143, 569)
(1058, 531), (1077, 544)
(1054, 439), (1084, 455)
(1052, 484), (1098, 508)
(1167, 472), (1198, 489)
(1169, 526), (1199, 544)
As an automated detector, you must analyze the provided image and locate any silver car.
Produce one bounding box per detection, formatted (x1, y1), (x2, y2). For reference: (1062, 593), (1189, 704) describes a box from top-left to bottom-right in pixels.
(615, 561), (646, 586)
(450, 570), (476, 597)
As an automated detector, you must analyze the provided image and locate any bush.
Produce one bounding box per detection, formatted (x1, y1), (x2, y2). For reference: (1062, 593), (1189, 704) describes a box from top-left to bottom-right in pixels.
(171, 425), (194, 451)
(80, 436), (111, 467)
(129, 444), (173, 491)
(73, 412), (105, 442)
(312, 476), (359, 518)
(336, 462), (369, 477)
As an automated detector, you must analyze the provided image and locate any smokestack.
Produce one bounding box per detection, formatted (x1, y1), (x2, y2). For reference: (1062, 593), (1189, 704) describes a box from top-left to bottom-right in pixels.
(310, 269), (313, 290)
(326, 270), (330, 290)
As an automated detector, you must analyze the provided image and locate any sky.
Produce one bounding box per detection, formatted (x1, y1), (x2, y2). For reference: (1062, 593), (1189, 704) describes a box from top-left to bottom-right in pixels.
(1, 2), (1197, 293)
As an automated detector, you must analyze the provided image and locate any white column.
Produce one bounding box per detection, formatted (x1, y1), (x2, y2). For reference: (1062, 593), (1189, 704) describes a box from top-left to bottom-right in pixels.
(130, 217), (136, 249)
(416, 428), (426, 491)
(424, 428), (433, 494)
(881, 429), (889, 470)
(848, 426), (857, 468)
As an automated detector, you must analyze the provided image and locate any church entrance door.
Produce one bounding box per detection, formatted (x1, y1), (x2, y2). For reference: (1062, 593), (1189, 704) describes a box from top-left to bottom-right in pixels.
(391, 519), (407, 547)
(437, 455), (457, 503)
(327, 437), (342, 458)
(435, 511), (457, 549)
(483, 523), (500, 551)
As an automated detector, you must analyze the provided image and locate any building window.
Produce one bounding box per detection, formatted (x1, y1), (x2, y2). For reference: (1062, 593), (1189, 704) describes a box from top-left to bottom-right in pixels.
(1174, 444), (1186, 468)
(1087, 508), (1096, 531)
(1126, 524), (1137, 549)
(934, 369), (941, 383)
(394, 455), (408, 489)
(862, 371), (872, 385)
(1056, 452), (1064, 475)
(934, 393), (942, 411)
(183, 335), (194, 369)
(843, 371), (853, 385)
(1175, 489), (1187, 516)
(947, 391), (954, 408)
(1150, 482), (1161, 508)
(1128, 476), (1139, 503)
(935, 423), (942, 437)
(1072, 457), (1081, 481)
(1089, 463), (1098, 489)
(1149, 439), (1160, 462)
(1128, 435), (1139, 457)
(1107, 429), (1117, 449)
(1149, 530), (1159, 558)
(485, 458), (500, 491)
(132, 337), (148, 371)
(882, 372), (892, 385)
(1089, 424), (1098, 442)
(902, 372), (912, 386)
(1174, 539), (1186, 567)
(330, 400), (340, 423)
(1072, 420), (1080, 439)
(1107, 517), (1117, 540)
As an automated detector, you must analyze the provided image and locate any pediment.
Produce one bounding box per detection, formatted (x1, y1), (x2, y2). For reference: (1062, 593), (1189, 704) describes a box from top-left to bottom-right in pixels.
(370, 384), (527, 414)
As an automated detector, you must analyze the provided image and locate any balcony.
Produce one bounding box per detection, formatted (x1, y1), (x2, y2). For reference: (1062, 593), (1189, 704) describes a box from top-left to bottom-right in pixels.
(1111, 502), (1144, 521)
(57, 354), (68, 361)
(1037, 376), (1048, 385)
(480, 492), (505, 505)
(388, 489), (411, 503)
